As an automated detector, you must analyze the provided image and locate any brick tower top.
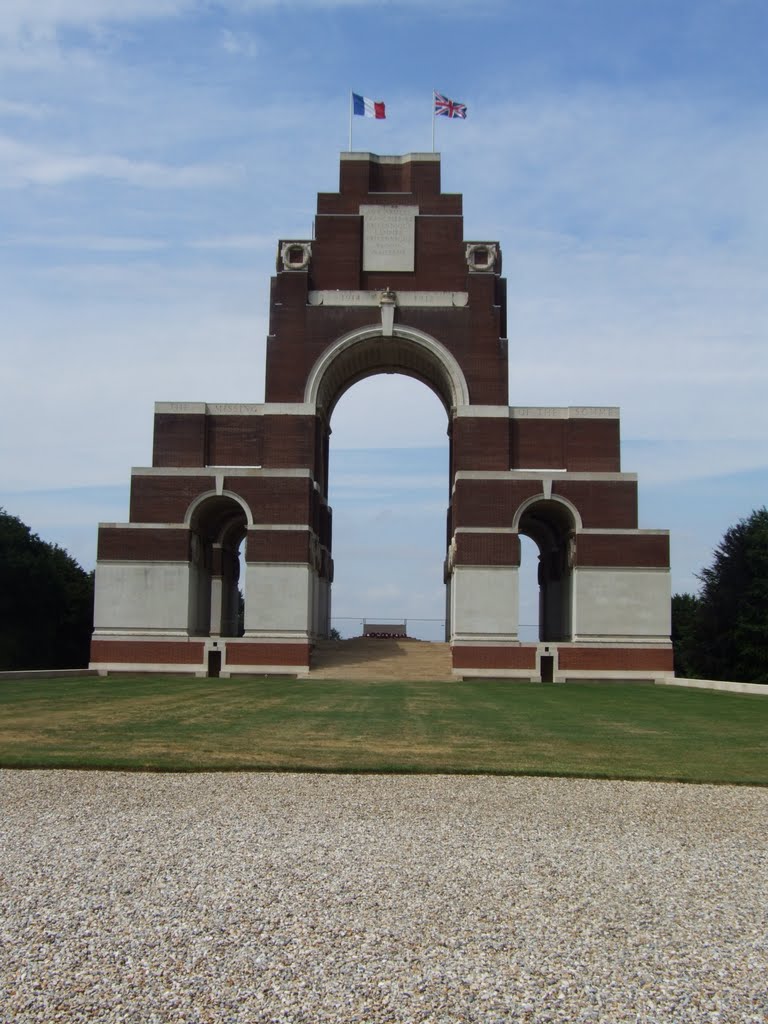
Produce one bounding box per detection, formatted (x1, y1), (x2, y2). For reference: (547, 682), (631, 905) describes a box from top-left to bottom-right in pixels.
(320, 152), (460, 215)
(265, 151), (508, 407)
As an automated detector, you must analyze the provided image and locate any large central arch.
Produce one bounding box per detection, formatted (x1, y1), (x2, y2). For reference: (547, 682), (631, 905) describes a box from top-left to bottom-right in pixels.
(305, 323), (462, 642)
(303, 324), (471, 418)
(326, 371), (450, 641)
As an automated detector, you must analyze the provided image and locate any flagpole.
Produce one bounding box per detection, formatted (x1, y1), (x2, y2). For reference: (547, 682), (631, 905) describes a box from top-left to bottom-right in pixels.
(431, 90), (435, 152)
(349, 91), (353, 152)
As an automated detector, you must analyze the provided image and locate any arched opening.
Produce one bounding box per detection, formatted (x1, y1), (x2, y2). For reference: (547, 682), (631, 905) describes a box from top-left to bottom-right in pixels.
(305, 324), (470, 418)
(187, 495), (247, 637)
(305, 325), (468, 642)
(327, 374), (449, 641)
(518, 535), (541, 643)
(517, 499), (576, 642)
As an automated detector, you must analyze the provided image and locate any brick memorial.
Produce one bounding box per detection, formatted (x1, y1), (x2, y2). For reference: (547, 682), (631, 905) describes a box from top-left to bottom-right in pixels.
(91, 152), (672, 681)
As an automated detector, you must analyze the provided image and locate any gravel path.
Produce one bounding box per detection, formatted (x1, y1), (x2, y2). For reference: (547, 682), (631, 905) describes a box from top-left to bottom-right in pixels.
(1, 771), (766, 1024)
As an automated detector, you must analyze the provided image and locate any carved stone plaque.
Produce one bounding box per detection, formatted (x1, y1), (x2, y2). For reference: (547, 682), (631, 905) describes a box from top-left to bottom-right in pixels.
(360, 205), (418, 272)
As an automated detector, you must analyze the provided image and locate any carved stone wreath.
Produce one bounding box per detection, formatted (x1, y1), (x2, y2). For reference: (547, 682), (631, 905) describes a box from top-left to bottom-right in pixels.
(465, 243), (498, 272)
(280, 241), (312, 271)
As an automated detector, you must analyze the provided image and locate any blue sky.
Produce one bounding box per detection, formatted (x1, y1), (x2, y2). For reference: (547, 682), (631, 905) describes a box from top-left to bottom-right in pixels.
(1, 0), (766, 638)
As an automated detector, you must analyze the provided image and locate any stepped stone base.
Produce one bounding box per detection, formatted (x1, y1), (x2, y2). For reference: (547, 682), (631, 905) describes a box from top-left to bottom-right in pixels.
(305, 638), (454, 682)
(306, 638), (673, 684)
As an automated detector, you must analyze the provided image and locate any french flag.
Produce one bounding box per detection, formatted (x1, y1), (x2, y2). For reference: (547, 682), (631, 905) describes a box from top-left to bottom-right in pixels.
(353, 93), (386, 119)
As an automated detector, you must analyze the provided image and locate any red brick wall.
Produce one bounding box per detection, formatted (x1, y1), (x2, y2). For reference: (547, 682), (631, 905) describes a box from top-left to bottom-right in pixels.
(511, 419), (566, 469)
(576, 533), (669, 568)
(151, 410), (320, 474)
(246, 530), (311, 563)
(510, 418), (621, 472)
(260, 415), (317, 469)
(226, 643), (310, 667)
(566, 419), (621, 472)
(90, 639), (205, 665)
(453, 532), (520, 566)
(130, 476), (211, 524)
(129, 473), (317, 529)
(207, 416), (264, 467)
(309, 216), (362, 290)
(97, 527), (190, 562)
(553, 480), (638, 529)
(557, 647), (673, 671)
(337, 155), (446, 197)
(452, 644), (672, 673)
(452, 479), (541, 529)
(153, 413), (206, 468)
(266, 303), (508, 408)
(452, 646), (537, 670)
(453, 417), (510, 472)
(227, 476), (313, 525)
(325, 156), (460, 213)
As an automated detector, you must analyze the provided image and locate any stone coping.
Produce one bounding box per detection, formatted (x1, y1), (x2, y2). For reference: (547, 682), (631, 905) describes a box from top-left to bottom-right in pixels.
(657, 677), (767, 696)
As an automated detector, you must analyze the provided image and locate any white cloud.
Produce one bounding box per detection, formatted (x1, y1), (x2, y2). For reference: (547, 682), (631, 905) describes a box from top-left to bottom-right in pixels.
(624, 440), (768, 486)
(222, 0), (480, 9)
(220, 29), (260, 57)
(2, 233), (169, 251)
(456, 91), (768, 243)
(0, 2), (195, 37)
(0, 269), (269, 492)
(189, 234), (273, 251)
(3, 234), (275, 259)
(0, 0), (471, 39)
(0, 135), (240, 187)
(331, 471), (446, 492)
(0, 99), (49, 118)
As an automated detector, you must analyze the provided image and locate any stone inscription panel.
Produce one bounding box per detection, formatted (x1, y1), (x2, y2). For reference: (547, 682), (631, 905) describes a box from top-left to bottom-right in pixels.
(155, 402), (206, 414)
(360, 205), (418, 272)
(510, 406), (619, 419)
(207, 403), (263, 416)
(308, 290), (468, 307)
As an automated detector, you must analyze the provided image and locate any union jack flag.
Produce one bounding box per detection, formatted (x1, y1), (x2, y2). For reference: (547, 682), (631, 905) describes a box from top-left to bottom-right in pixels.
(434, 92), (467, 119)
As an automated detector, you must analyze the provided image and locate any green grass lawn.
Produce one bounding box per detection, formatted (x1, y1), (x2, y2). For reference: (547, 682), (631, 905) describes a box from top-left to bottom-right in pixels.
(0, 675), (766, 784)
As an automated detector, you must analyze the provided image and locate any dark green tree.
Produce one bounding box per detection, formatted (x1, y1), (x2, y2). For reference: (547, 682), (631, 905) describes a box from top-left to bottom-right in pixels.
(694, 507), (768, 683)
(0, 508), (94, 670)
(670, 592), (701, 678)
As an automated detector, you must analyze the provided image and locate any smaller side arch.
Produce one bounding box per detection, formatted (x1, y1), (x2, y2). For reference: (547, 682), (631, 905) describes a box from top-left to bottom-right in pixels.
(515, 495), (579, 643)
(184, 492), (251, 639)
(512, 492), (583, 533)
(184, 489), (254, 529)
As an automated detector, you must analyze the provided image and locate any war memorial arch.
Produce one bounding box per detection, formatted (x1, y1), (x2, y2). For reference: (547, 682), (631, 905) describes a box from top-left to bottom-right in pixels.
(90, 152), (673, 682)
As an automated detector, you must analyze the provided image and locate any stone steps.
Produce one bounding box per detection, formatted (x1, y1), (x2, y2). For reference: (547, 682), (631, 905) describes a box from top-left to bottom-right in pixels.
(306, 637), (454, 681)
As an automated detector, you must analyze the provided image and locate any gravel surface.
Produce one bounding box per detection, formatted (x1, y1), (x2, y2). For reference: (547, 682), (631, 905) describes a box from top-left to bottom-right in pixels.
(1, 770), (766, 1024)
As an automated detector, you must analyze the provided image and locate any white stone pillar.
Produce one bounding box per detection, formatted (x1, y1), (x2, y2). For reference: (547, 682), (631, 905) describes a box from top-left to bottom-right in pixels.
(209, 576), (223, 637)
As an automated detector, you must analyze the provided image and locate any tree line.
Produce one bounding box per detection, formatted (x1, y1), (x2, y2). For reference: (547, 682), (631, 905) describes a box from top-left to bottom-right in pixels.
(0, 509), (94, 670)
(672, 507), (768, 683)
